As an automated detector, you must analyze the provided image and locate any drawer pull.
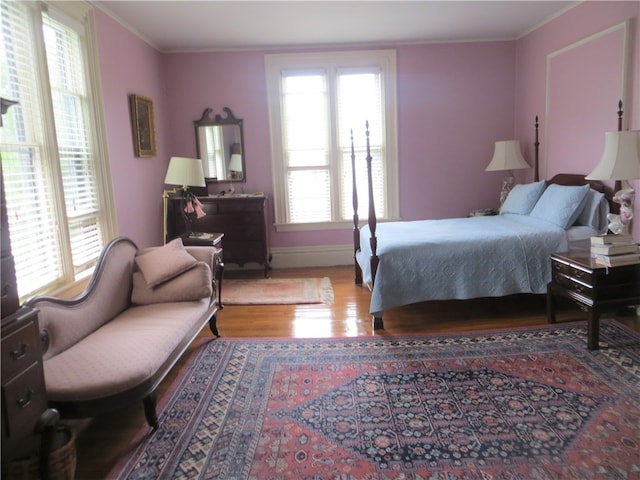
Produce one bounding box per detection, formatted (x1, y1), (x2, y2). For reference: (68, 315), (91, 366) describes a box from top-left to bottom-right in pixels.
(10, 342), (27, 360)
(16, 389), (34, 409)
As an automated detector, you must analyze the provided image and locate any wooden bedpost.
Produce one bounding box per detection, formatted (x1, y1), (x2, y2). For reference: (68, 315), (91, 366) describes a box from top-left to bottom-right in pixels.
(615, 100), (623, 193)
(365, 123), (382, 330)
(365, 123), (380, 282)
(617, 99), (623, 132)
(534, 115), (540, 182)
(351, 129), (362, 285)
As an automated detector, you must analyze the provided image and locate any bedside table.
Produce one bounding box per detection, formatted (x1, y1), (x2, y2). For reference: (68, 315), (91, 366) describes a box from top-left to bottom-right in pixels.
(547, 250), (640, 350)
(181, 233), (224, 310)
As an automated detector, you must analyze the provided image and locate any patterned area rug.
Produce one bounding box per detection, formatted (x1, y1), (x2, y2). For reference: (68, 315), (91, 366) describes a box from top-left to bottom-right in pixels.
(110, 321), (640, 479)
(221, 277), (334, 305)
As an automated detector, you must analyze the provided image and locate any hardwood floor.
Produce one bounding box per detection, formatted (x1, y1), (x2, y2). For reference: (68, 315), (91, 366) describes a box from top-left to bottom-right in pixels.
(67, 265), (639, 479)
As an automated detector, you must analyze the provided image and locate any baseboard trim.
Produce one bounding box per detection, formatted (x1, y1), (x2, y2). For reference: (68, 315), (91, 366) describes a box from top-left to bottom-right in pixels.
(224, 244), (355, 272)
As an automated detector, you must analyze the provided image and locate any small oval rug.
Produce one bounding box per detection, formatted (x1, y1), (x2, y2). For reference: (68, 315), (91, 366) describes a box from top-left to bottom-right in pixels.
(221, 277), (334, 305)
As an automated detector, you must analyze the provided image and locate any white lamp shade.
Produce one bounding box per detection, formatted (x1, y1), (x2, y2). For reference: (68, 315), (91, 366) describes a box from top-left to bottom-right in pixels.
(485, 140), (530, 171)
(164, 156), (206, 188)
(586, 130), (640, 181)
(228, 154), (243, 172)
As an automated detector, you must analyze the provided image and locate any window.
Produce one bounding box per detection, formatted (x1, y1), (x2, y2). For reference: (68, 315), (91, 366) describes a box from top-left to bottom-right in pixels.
(0, 1), (116, 299)
(265, 50), (398, 231)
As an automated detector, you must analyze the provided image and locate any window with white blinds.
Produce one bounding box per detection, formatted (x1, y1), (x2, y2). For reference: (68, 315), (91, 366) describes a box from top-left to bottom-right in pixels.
(0, 1), (115, 299)
(265, 50), (398, 231)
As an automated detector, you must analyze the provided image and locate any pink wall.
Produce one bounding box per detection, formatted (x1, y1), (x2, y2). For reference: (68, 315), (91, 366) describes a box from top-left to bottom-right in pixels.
(162, 42), (516, 249)
(94, 10), (170, 248)
(94, 1), (640, 249)
(515, 1), (640, 240)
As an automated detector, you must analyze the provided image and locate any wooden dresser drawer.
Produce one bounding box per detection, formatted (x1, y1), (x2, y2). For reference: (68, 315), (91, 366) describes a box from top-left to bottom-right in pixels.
(1, 319), (41, 381)
(218, 199), (264, 213)
(2, 361), (47, 439)
(552, 257), (640, 287)
(167, 195), (271, 276)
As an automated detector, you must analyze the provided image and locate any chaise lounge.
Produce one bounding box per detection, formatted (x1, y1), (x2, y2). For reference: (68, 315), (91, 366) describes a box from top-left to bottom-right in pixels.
(25, 236), (220, 430)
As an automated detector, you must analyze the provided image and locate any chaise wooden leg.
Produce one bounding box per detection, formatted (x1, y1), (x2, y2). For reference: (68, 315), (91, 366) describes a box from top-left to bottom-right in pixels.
(143, 392), (159, 430)
(373, 316), (383, 330)
(209, 313), (219, 337)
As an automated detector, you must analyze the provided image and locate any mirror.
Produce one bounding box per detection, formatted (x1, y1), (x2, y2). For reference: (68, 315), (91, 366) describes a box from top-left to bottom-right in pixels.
(194, 107), (246, 183)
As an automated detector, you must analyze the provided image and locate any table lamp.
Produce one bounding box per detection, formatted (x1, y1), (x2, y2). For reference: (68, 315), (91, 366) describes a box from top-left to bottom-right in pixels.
(228, 154), (243, 179)
(485, 140), (530, 206)
(586, 130), (640, 235)
(162, 156), (206, 243)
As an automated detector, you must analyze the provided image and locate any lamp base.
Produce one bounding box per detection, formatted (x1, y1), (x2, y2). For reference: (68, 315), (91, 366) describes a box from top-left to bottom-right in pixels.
(499, 174), (515, 207)
(606, 188), (634, 235)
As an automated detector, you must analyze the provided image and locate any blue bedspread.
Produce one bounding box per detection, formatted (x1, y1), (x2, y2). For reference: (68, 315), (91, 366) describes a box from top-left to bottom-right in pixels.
(356, 214), (569, 315)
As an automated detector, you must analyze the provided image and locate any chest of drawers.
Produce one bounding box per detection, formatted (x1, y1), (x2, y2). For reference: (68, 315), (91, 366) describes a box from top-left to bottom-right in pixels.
(168, 194), (271, 277)
(1, 306), (48, 461)
(547, 250), (640, 350)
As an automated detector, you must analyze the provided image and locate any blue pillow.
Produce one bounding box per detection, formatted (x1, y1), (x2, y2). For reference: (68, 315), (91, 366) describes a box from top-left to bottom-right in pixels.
(500, 181), (546, 215)
(529, 184), (590, 229)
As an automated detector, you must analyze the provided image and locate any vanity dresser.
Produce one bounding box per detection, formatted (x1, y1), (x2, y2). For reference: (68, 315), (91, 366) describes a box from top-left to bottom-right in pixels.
(167, 194), (271, 277)
(172, 107), (271, 276)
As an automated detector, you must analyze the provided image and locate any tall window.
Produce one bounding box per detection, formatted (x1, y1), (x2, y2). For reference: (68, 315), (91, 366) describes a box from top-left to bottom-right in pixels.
(265, 50), (398, 231)
(0, 1), (115, 299)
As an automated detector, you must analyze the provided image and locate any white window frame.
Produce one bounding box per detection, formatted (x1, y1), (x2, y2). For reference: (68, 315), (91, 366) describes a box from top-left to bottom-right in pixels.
(265, 49), (399, 232)
(0, 0), (116, 299)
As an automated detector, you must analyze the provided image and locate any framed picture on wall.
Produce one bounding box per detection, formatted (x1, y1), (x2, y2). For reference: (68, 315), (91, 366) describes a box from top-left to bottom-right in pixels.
(129, 94), (156, 157)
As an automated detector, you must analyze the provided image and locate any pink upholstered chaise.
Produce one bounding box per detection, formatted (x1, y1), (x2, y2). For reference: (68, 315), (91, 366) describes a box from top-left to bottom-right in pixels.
(25, 237), (219, 430)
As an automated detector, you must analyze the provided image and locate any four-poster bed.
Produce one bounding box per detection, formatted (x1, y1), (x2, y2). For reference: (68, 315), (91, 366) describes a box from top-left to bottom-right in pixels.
(351, 117), (615, 330)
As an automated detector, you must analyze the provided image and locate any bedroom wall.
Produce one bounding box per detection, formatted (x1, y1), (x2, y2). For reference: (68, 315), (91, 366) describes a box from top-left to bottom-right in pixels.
(94, 9), (170, 248)
(93, 0), (517, 252)
(515, 1), (640, 241)
(163, 42), (517, 250)
(93, 1), (640, 255)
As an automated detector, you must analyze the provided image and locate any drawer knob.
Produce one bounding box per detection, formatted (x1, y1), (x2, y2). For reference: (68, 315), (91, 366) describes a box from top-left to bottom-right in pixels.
(16, 389), (34, 409)
(9, 342), (27, 360)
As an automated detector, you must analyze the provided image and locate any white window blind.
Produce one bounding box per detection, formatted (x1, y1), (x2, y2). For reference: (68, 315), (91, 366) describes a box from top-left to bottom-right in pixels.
(265, 50), (398, 231)
(0, 1), (114, 298)
(282, 72), (331, 223)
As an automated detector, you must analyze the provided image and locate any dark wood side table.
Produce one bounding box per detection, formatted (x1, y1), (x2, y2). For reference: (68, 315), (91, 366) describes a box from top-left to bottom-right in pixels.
(181, 232), (225, 311)
(547, 250), (640, 350)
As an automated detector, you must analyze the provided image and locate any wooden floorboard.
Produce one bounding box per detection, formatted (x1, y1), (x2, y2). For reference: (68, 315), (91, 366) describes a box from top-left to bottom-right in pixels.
(65, 265), (639, 479)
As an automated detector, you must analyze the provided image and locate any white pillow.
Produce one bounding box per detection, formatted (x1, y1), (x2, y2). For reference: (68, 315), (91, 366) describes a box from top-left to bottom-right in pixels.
(500, 181), (546, 215)
(529, 184), (590, 229)
(575, 189), (608, 232)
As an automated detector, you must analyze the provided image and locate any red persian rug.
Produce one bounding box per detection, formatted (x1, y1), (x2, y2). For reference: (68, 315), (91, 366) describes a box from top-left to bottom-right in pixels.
(221, 277), (334, 305)
(110, 320), (640, 479)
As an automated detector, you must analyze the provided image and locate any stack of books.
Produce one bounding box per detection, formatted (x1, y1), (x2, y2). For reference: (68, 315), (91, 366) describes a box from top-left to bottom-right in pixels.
(590, 234), (640, 267)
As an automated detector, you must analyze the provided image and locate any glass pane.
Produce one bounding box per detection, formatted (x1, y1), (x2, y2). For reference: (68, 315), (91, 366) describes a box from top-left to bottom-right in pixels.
(287, 169), (331, 223)
(44, 13), (104, 275)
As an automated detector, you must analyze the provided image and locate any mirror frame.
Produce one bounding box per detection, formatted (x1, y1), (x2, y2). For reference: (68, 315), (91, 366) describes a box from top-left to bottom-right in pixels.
(194, 107), (246, 183)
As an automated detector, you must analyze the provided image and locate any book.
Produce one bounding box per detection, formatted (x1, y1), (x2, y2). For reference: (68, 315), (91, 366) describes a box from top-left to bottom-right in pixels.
(590, 234), (634, 245)
(592, 252), (640, 267)
(590, 243), (639, 256)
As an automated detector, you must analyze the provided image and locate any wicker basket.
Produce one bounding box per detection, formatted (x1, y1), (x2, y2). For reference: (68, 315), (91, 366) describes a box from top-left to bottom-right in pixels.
(2, 428), (76, 480)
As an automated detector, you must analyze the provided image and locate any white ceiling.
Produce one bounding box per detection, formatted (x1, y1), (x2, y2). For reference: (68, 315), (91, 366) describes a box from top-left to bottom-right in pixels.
(93, 1), (576, 53)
